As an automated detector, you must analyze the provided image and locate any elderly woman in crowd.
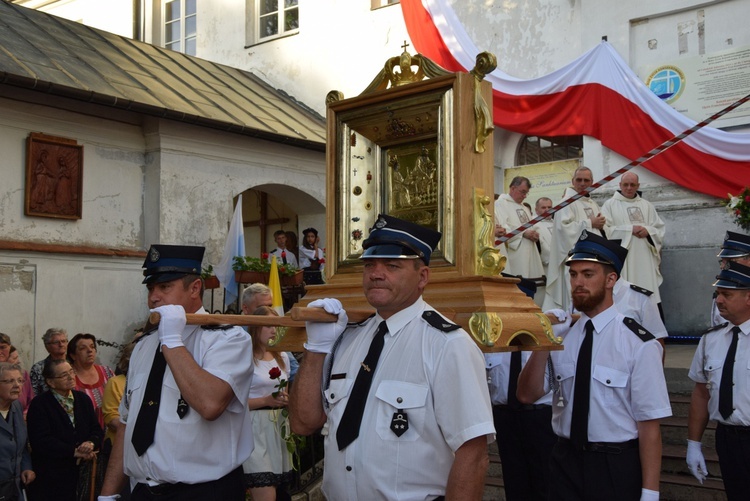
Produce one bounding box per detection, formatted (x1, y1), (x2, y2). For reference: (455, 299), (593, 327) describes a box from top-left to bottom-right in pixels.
(27, 359), (102, 501)
(67, 333), (115, 430)
(30, 327), (69, 396)
(7, 346), (33, 416)
(0, 362), (35, 499)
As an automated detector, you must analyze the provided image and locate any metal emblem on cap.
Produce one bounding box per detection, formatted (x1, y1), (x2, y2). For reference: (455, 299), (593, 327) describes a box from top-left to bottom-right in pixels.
(580, 230), (589, 240)
(374, 217), (387, 229)
(149, 248), (160, 262)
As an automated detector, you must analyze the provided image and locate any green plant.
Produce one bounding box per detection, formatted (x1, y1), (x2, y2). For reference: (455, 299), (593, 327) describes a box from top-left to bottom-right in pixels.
(232, 255), (270, 272)
(269, 367), (307, 471)
(200, 264), (214, 279)
(722, 187), (750, 232)
(232, 254), (300, 277)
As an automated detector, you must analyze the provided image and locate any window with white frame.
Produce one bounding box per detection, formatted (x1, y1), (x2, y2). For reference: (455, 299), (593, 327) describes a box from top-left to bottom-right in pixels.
(371, 0), (399, 10)
(164, 0), (196, 55)
(252, 0), (299, 43)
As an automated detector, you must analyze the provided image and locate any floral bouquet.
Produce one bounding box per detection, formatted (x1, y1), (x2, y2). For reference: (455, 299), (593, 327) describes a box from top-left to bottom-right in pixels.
(268, 366), (306, 470)
(723, 187), (750, 232)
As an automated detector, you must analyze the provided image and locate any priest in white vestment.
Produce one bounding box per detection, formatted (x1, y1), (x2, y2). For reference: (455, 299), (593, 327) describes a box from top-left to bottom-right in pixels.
(542, 167), (610, 311)
(534, 197), (554, 274)
(495, 177), (545, 305)
(601, 172), (666, 305)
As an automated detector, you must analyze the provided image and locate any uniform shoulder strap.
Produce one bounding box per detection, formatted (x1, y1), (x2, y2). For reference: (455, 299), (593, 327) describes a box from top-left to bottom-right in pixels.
(422, 310), (461, 332)
(629, 284), (653, 296)
(701, 322), (728, 336)
(623, 317), (655, 342)
(200, 324), (233, 330)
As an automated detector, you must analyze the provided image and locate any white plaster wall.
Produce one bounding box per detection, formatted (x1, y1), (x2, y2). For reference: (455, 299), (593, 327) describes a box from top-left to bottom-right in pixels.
(17, 0), (134, 37)
(140, 119), (326, 266)
(189, 0), (411, 116)
(0, 99), (325, 358)
(0, 98), (146, 249)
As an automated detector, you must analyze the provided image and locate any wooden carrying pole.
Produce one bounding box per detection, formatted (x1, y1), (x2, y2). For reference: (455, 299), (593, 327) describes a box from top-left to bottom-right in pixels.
(146, 308), (573, 352)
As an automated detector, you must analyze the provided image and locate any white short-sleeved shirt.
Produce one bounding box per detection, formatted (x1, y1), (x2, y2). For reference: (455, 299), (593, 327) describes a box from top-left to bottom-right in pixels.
(549, 306), (671, 442)
(688, 319), (750, 425)
(485, 352), (552, 406)
(120, 308), (254, 485)
(612, 279), (668, 340)
(249, 354), (290, 399)
(269, 248), (298, 268)
(321, 298), (495, 501)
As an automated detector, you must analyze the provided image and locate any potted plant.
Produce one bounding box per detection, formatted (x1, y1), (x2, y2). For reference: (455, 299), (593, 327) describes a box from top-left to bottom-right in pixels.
(201, 265), (220, 289)
(232, 254), (303, 285)
(232, 255), (271, 284)
(278, 262), (304, 286)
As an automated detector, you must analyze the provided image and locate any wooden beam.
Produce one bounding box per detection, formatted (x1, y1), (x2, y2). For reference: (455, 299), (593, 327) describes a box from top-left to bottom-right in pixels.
(0, 239), (146, 258)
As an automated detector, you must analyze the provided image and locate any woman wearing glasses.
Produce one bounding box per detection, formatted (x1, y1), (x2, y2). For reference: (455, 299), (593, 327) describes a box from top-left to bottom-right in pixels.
(0, 362), (35, 499)
(26, 359), (103, 501)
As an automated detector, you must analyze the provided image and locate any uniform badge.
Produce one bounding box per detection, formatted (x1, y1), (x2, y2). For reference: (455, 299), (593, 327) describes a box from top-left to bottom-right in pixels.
(390, 411), (409, 437)
(148, 247), (160, 262)
(375, 217), (387, 229)
(177, 396), (189, 419)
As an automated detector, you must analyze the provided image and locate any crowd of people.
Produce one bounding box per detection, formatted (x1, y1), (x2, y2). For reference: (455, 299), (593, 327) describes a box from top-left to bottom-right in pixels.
(4, 199), (749, 500)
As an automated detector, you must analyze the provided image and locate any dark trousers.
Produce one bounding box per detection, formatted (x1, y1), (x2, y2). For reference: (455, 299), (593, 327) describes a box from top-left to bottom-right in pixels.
(131, 466), (244, 501)
(493, 404), (556, 501)
(549, 438), (641, 501)
(716, 423), (750, 501)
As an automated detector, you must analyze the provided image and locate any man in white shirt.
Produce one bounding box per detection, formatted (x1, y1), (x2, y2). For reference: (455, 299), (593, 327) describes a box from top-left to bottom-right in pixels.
(289, 214), (495, 501)
(601, 172), (666, 313)
(519, 231), (670, 501)
(99, 245), (254, 500)
(268, 230), (299, 268)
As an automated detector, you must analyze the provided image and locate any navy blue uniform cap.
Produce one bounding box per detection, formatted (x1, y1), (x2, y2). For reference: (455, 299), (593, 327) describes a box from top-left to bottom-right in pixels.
(713, 261), (750, 289)
(361, 214), (441, 265)
(565, 230), (628, 276)
(717, 231), (750, 259)
(142, 244), (204, 284)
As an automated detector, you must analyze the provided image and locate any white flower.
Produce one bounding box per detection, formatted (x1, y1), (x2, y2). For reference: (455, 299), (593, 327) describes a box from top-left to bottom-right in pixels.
(728, 196), (740, 209)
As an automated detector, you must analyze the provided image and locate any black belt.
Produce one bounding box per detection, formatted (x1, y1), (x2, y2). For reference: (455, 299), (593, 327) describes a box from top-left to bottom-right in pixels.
(137, 481), (190, 496)
(718, 423), (750, 434)
(558, 437), (639, 454)
(494, 403), (550, 411)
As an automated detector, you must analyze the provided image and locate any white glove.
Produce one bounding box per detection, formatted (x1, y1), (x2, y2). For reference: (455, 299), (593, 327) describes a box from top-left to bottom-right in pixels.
(686, 439), (708, 484)
(545, 308), (568, 322)
(545, 309), (572, 337)
(151, 304), (186, 349)
(97, 496), (121, 501)
(304, 298), (348, 354)
(640, 488), (659, 501)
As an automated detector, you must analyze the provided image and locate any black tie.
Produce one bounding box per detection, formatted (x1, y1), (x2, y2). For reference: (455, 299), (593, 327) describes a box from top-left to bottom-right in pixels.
(282, 252), (287, 264)
(719, 326), (742, 420)
(131, 343), (167, 456)
(570, 320), (594, 447)
(507, 351), (522, 409)
(336, 321), (388, 450)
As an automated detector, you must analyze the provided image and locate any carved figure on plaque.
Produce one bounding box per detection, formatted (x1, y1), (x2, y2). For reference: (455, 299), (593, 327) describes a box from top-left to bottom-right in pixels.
(407, 146), (437, 206)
